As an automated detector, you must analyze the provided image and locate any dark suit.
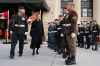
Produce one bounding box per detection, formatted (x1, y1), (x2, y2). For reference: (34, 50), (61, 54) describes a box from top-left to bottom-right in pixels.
(9, 15), (28, 57)
(92, 24), (99, 50)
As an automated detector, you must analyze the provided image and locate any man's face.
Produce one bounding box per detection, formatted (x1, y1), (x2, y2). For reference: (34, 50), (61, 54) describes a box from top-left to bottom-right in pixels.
(19, 9), (25, 16)
(64, 4), (74, 13)
(59, 16), (64, 21)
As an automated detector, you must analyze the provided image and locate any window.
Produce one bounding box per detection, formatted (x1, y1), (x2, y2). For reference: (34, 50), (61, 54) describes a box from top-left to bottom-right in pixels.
(82, 9), (87, 17)
(81, 0), (88, 1)
(61, 0), (73, 8)
(81, 0), (93, 17)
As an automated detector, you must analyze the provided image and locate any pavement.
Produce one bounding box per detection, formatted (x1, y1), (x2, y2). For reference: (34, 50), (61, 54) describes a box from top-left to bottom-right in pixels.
(0, 43), (100, 66)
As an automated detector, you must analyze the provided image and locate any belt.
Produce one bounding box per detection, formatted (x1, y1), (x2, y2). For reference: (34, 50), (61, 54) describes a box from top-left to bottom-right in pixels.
(48, 31), (57, 33)
(15, 24), (25, 27)
(80, 32), (83, 33)
(85, 31), (89, 33)
(62, 24), (71, 27)
(93, 31), (97, 32)
(57, 28), (62, 30)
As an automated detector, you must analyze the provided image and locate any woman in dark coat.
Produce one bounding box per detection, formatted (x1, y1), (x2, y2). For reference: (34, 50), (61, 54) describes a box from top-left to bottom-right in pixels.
(28, 11), (44, 55)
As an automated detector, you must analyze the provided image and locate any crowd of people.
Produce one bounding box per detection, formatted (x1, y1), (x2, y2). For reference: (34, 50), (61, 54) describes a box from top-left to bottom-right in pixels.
(48, 3), (78, 65)
(77, 21), (100, 50)
(8, 2), (100, 66)
(9, 7), (44, 59)
(48, 2), (100, 65)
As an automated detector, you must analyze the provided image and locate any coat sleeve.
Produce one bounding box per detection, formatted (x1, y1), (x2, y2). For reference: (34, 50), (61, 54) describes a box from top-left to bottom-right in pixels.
(25, 19), (28, 32)
(71, 13), (78, 34)
(9, 16), (16, 32)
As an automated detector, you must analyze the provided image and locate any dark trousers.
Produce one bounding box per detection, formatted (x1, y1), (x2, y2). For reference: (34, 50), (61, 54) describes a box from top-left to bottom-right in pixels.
(78, 34), (84, 48)
(10, 31), (25, 56)
(92, 34), (98, 50)
(85, 36), (91, 49)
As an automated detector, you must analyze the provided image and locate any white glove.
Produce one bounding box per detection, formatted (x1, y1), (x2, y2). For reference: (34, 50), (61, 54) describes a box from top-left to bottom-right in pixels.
(60, 33), (64, 37)
(27, 18), (32, 24)
(25, 32), (28, 35)
(71, 33), (76, 38)
(10, 31), (13, 34)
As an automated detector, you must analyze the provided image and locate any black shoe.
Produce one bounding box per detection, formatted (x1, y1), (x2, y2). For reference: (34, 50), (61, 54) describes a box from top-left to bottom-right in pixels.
(65, 56), (76, 65)
(92, 48), (98, 51)
(19, 54), (22, 57)
(36, 50), (39, 55)
(58, 50), (62, 55)
(32, 49), (35, 56)
(65, 57), (71, 65)
(62, 53), (67, 58)
(32, 52), (35, 56)
(69, 56), (76, 65)
(10, 52), (14, 59)
(9, 55), (14, 59)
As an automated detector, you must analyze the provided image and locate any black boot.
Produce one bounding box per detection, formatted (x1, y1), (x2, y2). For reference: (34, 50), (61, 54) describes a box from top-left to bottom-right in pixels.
(65, 56), (76, 65)
(19, 51), (23, 57)
(62, 53), (67, 58)
(70, 56), (76, 65)
(62, 51), (68, 58)
(65, 57), (71, 65)
(58, 49), (62, 55)
(36, 48), (39, 55)
(32, 49), (35, 56)
(10, 49), (15, 59)
(10, 54), (14, 59)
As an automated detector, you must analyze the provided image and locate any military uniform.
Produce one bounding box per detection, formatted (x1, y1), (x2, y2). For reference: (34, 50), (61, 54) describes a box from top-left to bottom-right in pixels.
(85, 25), (91, 49)
(9, 15), (28, 58)
(56, 20), (67, 55)
(78, 25), (85, 48)
(91, 23), (99, 51)
(48, 22), (57, 50)
(63, 10), (78, 65)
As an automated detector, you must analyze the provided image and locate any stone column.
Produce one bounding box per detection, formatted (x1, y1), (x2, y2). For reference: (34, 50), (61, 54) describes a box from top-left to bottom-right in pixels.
(43, 0), (61, 40)
(73, 0), (81, 24)
(93, 0), (100, 25)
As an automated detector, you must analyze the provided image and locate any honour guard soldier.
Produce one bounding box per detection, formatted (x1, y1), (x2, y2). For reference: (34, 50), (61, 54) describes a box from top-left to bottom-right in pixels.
(77, 23), (85, 48)
(63, 3), (78, 65)
(9, 7), (28, 59)
(91, 20), (99, 51)
(85, 23), (91, 49)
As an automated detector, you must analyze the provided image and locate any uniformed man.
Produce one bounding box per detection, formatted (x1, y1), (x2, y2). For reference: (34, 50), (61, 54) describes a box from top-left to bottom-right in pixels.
(77, 24), (85, 48)
(91, 20), (99, 51)
(63, 3), (78, 65)
(9, 7), (28, 59)
(85, 23), (91, 49)
(55, 15), (67, 55)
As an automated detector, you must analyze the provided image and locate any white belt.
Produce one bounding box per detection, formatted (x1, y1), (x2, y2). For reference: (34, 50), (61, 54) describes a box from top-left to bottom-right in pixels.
(93, 31), (97, 32)
(80, 32), (83, 33)
(48, 31), (57, 33)
(57, 28), (62, 30)
(60, 33), (64, 37)
(62, 24), (71, 27)
(86, 31), (89, 33)
(15, 24), (25, 27)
